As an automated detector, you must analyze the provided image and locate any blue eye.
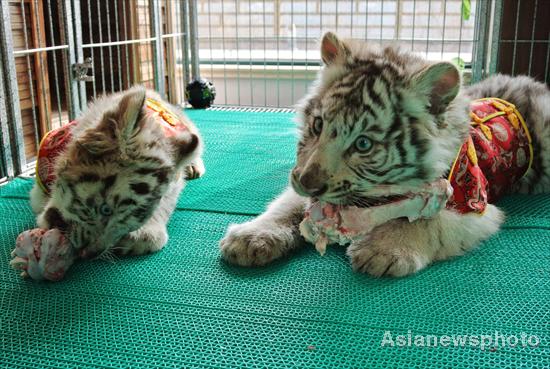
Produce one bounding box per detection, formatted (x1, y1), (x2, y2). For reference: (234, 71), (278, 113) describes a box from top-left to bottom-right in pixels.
(99, 203), (113, 216)
(355, 135), (373, 152)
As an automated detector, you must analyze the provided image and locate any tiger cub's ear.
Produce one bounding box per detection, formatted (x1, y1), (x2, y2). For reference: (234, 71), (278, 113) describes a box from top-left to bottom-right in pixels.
(320, 32), (350, 65)
(76, 87), (146, 156)
(413, 62), (461, 115)
(105, 86), (147, 140)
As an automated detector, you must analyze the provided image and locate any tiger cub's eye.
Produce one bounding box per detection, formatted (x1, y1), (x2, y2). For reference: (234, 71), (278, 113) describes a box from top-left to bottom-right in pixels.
(99, 203), (113, 216)
(355, 135), (373, 152)
(312, 117), (323, 135)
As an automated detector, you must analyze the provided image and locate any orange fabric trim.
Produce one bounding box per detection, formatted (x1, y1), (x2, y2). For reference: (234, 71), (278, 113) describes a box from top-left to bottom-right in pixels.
(145, 98), (189, 137)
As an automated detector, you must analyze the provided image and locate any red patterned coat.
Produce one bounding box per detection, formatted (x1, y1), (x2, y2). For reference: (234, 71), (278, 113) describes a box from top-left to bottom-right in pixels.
(446, 98), (533, 214)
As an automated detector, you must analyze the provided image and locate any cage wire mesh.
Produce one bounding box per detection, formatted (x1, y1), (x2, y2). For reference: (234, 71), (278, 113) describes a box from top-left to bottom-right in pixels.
(80, 0), (189, 105)
(0, 0), (192, 179)
(0, 0), (549, 179)
(1, 0), (71, 178)
(493, 0), (550, 85)
(196, 0), (480, 107)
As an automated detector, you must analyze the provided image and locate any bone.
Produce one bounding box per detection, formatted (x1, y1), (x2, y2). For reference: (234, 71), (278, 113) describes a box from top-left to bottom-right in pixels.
(341, 179), (453, 233)
(300, 179), (453, 254)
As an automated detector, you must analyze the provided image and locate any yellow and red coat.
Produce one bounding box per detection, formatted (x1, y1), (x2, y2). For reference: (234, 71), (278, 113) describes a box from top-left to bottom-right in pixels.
(447, 97), (533, 214)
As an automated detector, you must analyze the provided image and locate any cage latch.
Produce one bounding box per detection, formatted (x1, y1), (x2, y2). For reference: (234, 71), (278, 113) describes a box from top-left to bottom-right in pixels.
(73, 57), (94, 82)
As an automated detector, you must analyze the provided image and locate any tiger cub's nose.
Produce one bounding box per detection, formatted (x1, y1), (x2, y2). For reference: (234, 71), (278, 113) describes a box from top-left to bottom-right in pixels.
(298, 164), (328, 197)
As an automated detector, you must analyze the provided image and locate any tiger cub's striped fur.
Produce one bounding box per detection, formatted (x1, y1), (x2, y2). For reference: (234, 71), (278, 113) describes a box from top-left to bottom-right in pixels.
(30, 86), (204, 259)
(220, 32), (550, 277)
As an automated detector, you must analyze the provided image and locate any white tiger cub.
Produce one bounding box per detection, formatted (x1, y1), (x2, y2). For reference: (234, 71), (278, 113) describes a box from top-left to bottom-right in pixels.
(30, 86), (204, 259)
(220, 32), (550, 277)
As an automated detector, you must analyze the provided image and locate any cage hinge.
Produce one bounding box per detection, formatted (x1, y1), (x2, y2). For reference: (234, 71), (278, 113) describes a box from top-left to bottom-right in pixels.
(72, 57), (94, 82)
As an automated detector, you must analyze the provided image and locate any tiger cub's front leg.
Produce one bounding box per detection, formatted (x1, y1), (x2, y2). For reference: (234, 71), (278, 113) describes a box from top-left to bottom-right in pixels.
(116, 219), (169, 255)
(116, 179), (183, 256)
(219, 188), (307, 266)
(347, 205), (504, 277)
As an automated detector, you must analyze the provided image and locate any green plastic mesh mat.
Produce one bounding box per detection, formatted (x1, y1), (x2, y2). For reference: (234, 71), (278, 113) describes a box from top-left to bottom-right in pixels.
(1, 109), (549, 368)
(179, 110), (298, 215)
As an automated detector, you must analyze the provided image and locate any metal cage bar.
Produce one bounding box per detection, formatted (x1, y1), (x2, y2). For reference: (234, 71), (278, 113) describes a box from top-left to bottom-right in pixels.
(150, 0), (166, 96)
(188, 0), (201, 81)
(180, 0), (191, 90)
(0, 0), (195, 178)
(0, 0), (548, 179)
(471, 0), (491, 82)
(77, 0), (191, 103)
(61, 0), (79, 119)
(487, 0), (503, 76)
(195, 0), (483, 108)
(494, 0), (549, 85)
(0, 47), (13, 179)
(72, 0), (88, 113)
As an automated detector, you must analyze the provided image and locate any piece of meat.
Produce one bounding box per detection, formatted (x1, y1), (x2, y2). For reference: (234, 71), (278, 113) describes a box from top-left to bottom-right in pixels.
(10, 228), (76, 281)
(300, 179), (453, 255)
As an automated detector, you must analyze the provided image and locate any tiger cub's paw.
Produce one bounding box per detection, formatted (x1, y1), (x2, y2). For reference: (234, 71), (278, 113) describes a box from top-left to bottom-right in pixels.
(185, 158), (205, 180)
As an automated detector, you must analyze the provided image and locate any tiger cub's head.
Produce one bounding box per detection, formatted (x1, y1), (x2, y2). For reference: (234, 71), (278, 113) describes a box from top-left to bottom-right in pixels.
(291, 32), (470, 206)
(38, 87), (201, 256)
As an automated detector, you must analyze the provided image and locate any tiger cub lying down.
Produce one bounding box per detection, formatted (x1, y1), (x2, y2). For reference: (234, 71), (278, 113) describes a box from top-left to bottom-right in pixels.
(220, 32), (550, 277)
(29, 86), (204, 260)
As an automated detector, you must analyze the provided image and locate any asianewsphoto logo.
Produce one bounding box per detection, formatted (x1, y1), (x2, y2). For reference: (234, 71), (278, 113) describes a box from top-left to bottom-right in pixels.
(381, 330), (541, 350)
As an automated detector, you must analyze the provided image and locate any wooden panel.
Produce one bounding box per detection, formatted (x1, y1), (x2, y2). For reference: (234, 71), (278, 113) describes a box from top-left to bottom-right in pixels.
(163, 0), (177, 103)
(8, 0), (50, 160)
